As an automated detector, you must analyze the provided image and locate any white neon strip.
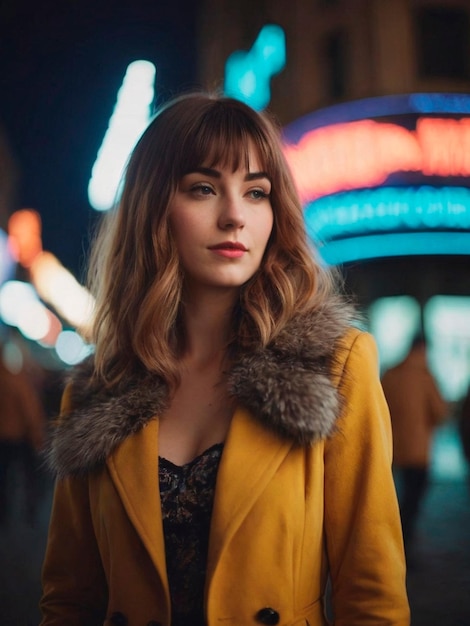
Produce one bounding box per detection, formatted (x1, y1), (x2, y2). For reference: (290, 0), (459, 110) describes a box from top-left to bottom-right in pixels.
(88, 60), (156, 211)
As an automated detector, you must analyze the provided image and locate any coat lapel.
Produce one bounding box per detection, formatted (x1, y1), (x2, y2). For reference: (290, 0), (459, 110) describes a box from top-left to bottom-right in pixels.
(106, 418), (169, 592)
(106, 406), (293, 584)
(207, 406), (294, 577)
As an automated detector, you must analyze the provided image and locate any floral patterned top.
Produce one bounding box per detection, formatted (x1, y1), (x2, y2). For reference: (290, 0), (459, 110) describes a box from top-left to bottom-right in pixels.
(159, 443), (224, 626)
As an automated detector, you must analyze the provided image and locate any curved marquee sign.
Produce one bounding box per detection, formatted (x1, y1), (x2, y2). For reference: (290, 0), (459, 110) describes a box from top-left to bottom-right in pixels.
(282, 93), (470, 264)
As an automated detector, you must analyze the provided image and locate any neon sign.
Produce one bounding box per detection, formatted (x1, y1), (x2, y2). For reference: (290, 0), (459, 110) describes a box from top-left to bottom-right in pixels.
(305, 186), (470, 243)
(282, 93), (470, 264)
(283, 117), (470, 203)
(224, 24), (286, 111)
(283, 93), (470, 142)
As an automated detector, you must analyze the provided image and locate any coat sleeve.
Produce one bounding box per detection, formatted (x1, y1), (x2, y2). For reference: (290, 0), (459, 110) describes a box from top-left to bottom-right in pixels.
(324, 331), (410, 625)
(40, 385), (108, 626)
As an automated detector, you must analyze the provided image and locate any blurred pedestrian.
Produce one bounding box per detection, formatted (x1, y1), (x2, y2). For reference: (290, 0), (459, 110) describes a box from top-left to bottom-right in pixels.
(381, 334), (447, 558)
(0, 355), (46, 526)
(458, 383), (470, 472)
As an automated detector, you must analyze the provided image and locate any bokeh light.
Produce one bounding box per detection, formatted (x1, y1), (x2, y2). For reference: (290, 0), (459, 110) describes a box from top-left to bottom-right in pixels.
(29, 251), (95, 337)
(55, 330), (93, 365)
(8, 209), (43, 268)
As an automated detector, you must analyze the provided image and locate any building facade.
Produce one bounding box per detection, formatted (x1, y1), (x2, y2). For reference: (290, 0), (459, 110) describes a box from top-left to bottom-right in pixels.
(198, 0), (470, 125)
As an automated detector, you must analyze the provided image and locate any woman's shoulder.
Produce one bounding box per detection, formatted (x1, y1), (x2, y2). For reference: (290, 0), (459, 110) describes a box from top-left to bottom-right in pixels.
(228, 297), (364, 445)
(333, 326), (377, 359)
(330, 328), (379, 383)
(46, 357), (169, 479)
(274, 294), (361, 358)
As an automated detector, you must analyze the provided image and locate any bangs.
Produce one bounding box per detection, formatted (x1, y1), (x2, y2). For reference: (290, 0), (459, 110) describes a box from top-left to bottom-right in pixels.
(176, 102), (272, 176)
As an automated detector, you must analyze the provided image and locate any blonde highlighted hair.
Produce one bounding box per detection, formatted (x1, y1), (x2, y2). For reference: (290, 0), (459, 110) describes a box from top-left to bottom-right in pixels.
(88, 92), (337, 391)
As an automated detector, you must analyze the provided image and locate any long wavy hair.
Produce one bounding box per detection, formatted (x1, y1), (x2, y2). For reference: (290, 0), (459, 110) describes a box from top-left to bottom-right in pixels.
(88, 92), (338, 391)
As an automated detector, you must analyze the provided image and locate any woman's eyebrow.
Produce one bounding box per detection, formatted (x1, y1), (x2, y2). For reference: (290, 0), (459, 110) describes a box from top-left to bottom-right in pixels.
(185, 167), (221, 178)
(183, 168), (270, 182)
(245, 171), (270, 182)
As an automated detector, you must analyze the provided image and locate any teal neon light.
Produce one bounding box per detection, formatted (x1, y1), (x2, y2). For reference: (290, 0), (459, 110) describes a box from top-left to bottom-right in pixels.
(319, 232), (470, 265)
(224, 24), (286, 111)
(305, 186), (470, 244)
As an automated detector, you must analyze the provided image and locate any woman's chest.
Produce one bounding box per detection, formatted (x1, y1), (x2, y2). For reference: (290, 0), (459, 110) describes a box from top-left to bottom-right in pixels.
(158, 372), (234, 466)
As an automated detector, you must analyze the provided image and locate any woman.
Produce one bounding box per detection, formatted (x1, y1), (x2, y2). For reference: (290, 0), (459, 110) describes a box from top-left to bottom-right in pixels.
(40, 93), (410, 625)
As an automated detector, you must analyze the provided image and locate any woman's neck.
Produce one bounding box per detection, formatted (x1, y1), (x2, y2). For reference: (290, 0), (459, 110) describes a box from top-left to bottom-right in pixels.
(180, 288), (238, 366)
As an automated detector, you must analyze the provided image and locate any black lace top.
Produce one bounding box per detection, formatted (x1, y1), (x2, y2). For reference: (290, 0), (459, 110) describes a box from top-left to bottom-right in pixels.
(159, 443), (224, 626)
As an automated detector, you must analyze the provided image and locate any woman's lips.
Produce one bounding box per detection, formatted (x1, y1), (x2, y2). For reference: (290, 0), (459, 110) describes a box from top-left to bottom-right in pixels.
(209, 242), (247, 258)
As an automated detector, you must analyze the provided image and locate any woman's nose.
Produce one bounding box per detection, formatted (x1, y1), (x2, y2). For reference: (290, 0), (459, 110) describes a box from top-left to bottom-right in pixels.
(218, 196), (245, 229)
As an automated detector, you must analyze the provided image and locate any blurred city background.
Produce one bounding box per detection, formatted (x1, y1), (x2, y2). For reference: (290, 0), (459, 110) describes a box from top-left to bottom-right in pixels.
(1, 0), (470, 624)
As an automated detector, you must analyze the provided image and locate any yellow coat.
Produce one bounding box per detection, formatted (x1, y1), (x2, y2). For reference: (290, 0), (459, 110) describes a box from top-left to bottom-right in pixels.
(40, 325), (410, 625)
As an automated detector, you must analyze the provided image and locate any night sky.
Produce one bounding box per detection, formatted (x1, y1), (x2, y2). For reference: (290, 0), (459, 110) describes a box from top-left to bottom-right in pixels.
(0, 0), (200, 278)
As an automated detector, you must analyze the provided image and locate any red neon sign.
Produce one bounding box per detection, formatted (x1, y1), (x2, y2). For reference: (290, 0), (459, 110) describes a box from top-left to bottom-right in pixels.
(283, 118), (470, 203)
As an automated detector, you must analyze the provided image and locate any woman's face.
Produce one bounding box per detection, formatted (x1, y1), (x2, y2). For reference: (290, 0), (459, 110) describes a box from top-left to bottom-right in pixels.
(169, 145), (273, 297)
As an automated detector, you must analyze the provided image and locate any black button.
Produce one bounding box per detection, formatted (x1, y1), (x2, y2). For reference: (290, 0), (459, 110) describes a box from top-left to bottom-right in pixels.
(256, 607), (280, 625)
(110, 612), (128, 626)
(147, 622), (162, 626)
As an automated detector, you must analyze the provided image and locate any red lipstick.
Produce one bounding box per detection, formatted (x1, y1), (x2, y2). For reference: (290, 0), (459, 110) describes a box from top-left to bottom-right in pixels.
(209, 241), (247, 258)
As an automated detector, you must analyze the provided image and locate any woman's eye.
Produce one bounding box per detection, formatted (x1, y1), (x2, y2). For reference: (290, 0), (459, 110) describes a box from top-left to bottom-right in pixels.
(191, 184), (214, 195)
(249, 189), (270, 200)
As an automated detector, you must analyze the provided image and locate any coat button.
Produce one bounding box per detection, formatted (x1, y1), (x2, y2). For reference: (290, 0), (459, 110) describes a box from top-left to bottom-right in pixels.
(256, 607), (280, 624)
(147, 622), (162, 626)
(110, 612), (128, 626)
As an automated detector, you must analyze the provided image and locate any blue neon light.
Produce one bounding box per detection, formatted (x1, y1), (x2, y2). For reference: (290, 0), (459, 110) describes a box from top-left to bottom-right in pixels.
(305, 186), (470, 243)
(283, 93), (470, 143)
(224, 24), (286, 111)
(409, 93), (470, 115)
(319, 232), (470, 265)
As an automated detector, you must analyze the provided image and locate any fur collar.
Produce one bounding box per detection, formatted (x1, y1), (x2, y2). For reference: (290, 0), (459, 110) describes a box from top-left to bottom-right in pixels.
(47, 298), (356, 478)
